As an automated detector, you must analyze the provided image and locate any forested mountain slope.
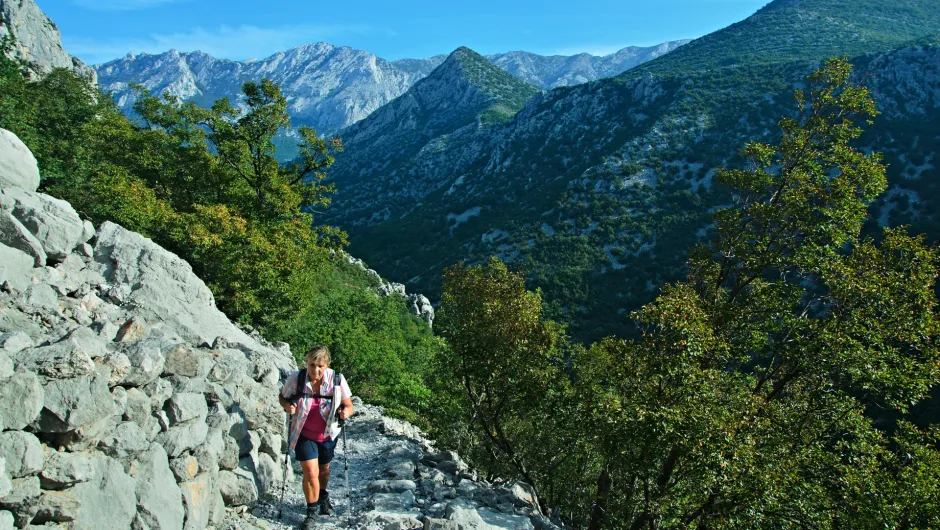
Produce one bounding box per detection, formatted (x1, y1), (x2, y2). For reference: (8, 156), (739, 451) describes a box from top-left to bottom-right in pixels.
(323, 0), (940, 342)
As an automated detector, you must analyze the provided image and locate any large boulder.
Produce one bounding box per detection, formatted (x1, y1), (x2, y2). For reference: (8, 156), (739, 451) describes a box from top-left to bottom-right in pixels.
(179, 473), (213, 530)
(0, 371), (43, 430)
(91, 222), (264, 351)
(0, 243), (35, 293)
(39, 448), (94, 490)
(128, 445), (185, 530)
(58, 454), (137, 530)
(0, 209), (46, 266)
(0, 432), (43, 479)
(0, 188), (86, 261)
(0, 129), (39, 192)
(35, 374), (117, 433)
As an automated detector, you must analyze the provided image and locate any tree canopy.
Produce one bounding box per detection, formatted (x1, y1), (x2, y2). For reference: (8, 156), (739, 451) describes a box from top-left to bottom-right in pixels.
(435, 58), (940, 529)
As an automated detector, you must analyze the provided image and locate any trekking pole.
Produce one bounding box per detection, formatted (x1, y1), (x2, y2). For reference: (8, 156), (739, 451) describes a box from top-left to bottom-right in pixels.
(340, 408), (350, 516)
(277, 411), (293, 519)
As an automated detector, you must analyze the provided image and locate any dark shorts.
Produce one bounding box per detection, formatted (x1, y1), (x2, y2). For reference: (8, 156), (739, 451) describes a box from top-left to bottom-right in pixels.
(294, 434), (337, 464)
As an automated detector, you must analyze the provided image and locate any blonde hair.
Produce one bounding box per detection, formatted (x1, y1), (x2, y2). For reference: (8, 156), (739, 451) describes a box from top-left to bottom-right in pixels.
(304, 345), (331, 366)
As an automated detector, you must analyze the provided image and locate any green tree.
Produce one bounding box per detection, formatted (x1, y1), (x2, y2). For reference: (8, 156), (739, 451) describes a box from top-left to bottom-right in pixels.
(575, 58), (940, 529)
(436, 257), (588, 511)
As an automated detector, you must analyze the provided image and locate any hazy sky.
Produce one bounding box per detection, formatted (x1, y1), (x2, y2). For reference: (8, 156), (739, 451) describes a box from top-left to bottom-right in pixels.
(37, 0), (771, 65)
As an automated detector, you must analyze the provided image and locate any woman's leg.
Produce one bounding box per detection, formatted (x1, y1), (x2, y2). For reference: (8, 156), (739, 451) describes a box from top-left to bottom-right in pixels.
(300, 458), (320, 504)
(318, 463), (330, 492)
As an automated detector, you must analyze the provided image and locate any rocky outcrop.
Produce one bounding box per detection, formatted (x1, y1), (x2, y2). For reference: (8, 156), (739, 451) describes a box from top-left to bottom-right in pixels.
(0, 128), (295, 528)
(0, 0), (96, 83)
(344, 254), (435, 326)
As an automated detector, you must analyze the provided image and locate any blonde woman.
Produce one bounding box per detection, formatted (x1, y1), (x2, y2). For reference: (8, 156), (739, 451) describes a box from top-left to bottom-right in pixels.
(279, 346), (354, 529)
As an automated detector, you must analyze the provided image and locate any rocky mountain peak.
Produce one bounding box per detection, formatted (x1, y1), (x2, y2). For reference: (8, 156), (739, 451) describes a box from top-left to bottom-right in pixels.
(0, 0), (96, 83)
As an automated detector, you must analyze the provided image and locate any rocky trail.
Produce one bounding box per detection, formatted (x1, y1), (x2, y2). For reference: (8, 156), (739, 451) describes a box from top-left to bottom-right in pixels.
(222, 403), (554, 530)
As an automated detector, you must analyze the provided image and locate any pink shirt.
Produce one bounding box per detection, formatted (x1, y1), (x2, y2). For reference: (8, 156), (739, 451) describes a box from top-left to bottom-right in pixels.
(300, 397), (328, 441)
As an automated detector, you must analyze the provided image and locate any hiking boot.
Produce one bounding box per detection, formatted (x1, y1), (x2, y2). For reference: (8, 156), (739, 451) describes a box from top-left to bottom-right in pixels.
(318, 491), (334, 516)
(299, 512), (316, 530)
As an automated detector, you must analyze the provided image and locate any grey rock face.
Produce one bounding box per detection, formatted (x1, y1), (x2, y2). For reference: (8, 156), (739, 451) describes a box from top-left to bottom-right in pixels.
(39, 448), (94, 490)
(216, 467), (257, 506)
(0, 371), (43, 430)
(0, 475), (39, 527)
(0, 188), (86, 262)
(154, 419), (208, 458)
(96, 43), (431, 147)
(0, 0), (96, 82)
(98, 421), (151, 460)
(487, 41), (689, 89)
(62, 454), (137, 530)
(92, 221), (263, 350)
(0, 432), (42, 478)
(128, 445), (185, 530)
(0, 243), (34, 293)
(179, 473), (213, 530)
(0, 209), (46, 266)
(164, 392), (208, 426)
(36, 374), (116, 433)
(0, 128), (40, 192)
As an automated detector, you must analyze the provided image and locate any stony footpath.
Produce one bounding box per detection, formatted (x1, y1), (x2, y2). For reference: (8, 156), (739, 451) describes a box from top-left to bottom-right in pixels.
(0, 125), (562, 530)
(224, 403), (560, 530)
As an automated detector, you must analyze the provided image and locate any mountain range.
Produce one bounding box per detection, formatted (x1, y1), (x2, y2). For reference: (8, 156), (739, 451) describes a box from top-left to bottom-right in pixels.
(322, 0), (940, 342)
(94, 40), (688, 140)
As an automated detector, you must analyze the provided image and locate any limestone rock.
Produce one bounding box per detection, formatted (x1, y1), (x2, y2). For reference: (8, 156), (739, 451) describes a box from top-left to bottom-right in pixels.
(0, 129), (39, 192)
(35, 374), (116, 433)
(253, 452), (281, 498)
(61, 454), (137, 530)
(0, 432), (42, 478)
(92, 221), (263, 351)
(0, 209), (46, 266)
(154, 419), (208, 458)
(0, 371), (43, 430)
(0, 331), (33, 355)
(0, 476), (39, 527)
(116, 340), (166, 387)
(0, 188), (85, 261)
(14, 329), (101, 379)
(32, 490), (80, 524)
(164, 392), (208, 426)
(368, 479), (418, 494)
(0, 243), (34, 293)
(98, 421), (151, 461)
(0, 0), (96, 82)
(179, 473), (213, 530)
(0, 459), (10, 498)
(168, 454), (199, 483)
(129, 445), (185, 530)
(39, 448), (94, 490)
(217, 467), (258, 506)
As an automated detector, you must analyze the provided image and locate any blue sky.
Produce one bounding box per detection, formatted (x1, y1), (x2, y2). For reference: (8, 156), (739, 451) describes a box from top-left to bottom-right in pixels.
(38, 0), (771, 65)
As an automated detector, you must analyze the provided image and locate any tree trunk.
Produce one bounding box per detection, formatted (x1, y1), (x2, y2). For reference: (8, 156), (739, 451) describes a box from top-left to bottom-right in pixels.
(588, 466), (612, 530)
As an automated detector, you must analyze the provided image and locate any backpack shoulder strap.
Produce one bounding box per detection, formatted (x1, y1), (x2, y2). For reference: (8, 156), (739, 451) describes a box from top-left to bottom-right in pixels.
(334, 371), (343, 395)
(288, 368), (308, 403)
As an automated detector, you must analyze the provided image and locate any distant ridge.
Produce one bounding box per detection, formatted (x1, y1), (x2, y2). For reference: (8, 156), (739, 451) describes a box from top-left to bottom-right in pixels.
(94, 40), (686, 154)
(624, 0), (940, 77)
(326, 46), (541, 225)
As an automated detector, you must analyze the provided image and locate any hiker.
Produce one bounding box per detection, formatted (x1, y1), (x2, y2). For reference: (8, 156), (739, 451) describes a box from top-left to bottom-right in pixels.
(279, 345), (354, 529)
